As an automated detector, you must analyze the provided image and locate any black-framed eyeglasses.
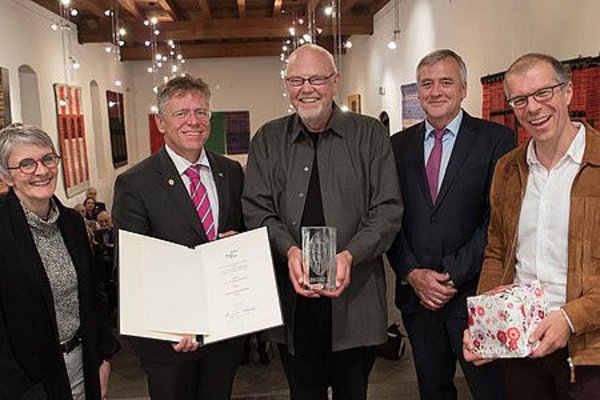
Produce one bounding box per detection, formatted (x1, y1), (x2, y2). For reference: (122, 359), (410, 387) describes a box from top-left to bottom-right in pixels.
(285, 72), (336, 87)
(507, 82), (567, 109)
(7, 153), (61, 174)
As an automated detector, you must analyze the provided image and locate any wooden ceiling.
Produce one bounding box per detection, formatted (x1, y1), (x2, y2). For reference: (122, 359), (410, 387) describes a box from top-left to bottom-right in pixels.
(31, 0), (389, 60)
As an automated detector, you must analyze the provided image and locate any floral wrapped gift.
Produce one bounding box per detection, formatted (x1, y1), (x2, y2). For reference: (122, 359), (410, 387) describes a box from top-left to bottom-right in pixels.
(467, 280), (547, 358)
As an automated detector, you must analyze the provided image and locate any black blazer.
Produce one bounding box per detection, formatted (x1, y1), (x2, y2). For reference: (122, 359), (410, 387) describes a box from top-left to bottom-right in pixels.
(389, 112), (515, 317)
(0, 190), (117, 400)
(112, 146), (245, 362)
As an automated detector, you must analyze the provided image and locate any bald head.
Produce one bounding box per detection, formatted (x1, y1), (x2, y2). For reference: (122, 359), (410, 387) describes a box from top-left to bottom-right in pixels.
(286, 44), (337, 77)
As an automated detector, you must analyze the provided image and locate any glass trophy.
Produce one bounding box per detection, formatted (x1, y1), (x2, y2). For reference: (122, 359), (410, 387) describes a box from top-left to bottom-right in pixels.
(301, 226), (336, 291)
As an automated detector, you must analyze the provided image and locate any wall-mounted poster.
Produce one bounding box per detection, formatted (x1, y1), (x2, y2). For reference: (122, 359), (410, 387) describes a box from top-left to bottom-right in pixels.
(149, 114), (163, 154)
(0, 67), (12, 128)
(150, 111), (250, 156)
(53, 84), (90, 198)
(401, 83), (425, 129)
(347, 93), (362, 114)
(106, 91), (128, 168)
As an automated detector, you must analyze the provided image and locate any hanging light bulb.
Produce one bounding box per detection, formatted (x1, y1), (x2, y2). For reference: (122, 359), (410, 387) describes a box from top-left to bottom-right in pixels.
(288, 27), (296, 36)
(344, 40), (353, 49)
(114, 79), (122, 87)
(104, 9), (112, 17)
(150, 105), (158, 113)
(387, 38), (397, 50)
(388, 0), (400, 51)
(70, 9), (78, 16)
(119, 28), (127, 36)
(324, 6), (334, 16)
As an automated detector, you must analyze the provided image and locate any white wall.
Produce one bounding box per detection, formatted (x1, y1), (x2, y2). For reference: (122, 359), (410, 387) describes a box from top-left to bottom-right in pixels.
(0, 0), (132, 208)
(340, 0), (600, 134)
(127, 56), (290, 165)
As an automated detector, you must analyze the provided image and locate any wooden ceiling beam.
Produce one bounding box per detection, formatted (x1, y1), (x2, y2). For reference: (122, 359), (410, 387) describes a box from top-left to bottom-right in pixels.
(79, 15), (372, 42)
(341, 0), (361, 13)
(75, 0), (109, 18)
(195, 0), (212, 19)
(122, 41), (284, 59)
(272, 0), (283, 17)
(156, 0), (183, 21)
(237, 0), (246, 18)
(116, 0), (145, 20)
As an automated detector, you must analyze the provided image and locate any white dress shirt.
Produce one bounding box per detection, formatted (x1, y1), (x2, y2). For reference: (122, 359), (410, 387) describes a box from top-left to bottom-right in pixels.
(424, 110), (463, 192)
(515, 123), (585, 312)
(165, 144), (219, 234)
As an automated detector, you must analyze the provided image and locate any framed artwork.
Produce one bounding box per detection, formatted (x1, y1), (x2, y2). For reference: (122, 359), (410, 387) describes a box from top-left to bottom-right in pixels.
(0, 67), (12, 129)
(347, 93), (362, 114)
(53, 83), (90, 198)
(106, 91), (128, 167)
(148, 114), (163, 154)
(401, 83), (425, 129)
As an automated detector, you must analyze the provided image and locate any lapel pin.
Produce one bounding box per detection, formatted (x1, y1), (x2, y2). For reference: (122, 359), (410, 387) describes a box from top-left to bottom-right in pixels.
(218, 172), (225, 178)
(168, 178), (175, 186)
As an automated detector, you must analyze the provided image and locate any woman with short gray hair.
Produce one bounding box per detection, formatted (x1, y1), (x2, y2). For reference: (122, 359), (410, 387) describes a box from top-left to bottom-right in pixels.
(0, 123), (118, 399)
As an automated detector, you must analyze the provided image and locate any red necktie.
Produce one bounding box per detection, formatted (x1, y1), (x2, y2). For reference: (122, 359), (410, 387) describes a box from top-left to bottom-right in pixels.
(184, 165), (216, 241)
(426, 129), (445, 204)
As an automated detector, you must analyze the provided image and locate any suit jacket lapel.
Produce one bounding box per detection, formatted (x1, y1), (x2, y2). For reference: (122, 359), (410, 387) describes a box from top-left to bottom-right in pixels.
(435, 113), (478, 207)
(155, 147), (209, 242)
(207, 151), (229, 232)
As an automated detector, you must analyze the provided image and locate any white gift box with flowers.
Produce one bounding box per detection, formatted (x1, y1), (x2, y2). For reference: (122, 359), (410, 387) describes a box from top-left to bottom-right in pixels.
(467, 280), (547, 358)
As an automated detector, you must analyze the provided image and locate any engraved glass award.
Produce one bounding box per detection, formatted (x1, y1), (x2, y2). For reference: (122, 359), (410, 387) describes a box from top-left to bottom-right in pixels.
(301, 226), (336, 291)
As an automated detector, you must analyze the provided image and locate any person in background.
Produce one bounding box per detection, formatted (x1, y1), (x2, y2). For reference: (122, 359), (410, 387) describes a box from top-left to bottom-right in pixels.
(94, 210), (116, 322)
(112, 74), (245, 400)
(86, 186), (106, 213)
(0, 123), (119, 399)
(388, 49), (514, 400)
(243, 44), (403, 399)
(84, 196), (99, 221)
(464, 53), (600, 399)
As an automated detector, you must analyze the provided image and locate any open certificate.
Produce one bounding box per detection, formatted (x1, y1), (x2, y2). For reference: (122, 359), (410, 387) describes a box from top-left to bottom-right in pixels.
(119, 227), (283, 344)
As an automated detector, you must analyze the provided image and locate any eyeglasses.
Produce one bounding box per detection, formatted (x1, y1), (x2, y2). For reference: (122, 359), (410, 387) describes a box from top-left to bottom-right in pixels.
(170, 108), (212, 120)
(7, 153), (61, 174)
(507, 82), (567, 109)
(285, 73), (336, 87)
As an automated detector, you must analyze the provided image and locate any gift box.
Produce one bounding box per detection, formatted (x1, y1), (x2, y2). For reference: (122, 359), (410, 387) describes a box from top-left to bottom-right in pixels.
(467, 280), (547, 358)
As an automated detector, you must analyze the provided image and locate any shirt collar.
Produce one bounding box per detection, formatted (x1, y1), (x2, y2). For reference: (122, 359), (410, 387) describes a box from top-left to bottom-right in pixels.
(526, 122), (586, 167)
(165, 144), (210, 176)
(424, 109), (463, 141)
(291, 102), (345, 143)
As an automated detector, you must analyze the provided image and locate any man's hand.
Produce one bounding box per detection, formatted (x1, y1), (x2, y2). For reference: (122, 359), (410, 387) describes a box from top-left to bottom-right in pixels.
(218, 230), (238, 239)
(287, 246), (320, 298)
(171, 336), (200, 352)
(320, 250), (352, 298)
(528, 310), (571, 358)
(407, 269), (457, 311)
(99, 360), (111, 399)
(462, 329), (495, 366)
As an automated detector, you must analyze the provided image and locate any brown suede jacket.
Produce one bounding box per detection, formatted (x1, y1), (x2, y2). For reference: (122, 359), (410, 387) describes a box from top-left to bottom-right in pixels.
(478, 122), (600, 366)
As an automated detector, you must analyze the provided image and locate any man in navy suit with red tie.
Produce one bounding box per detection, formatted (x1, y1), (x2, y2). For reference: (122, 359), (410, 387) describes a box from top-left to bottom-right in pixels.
(112, 75), (245, 400)
(388, 49), (515, 400)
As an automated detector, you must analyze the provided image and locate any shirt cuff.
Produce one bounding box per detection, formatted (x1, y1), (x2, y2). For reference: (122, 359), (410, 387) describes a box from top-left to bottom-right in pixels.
(560, 308), (575, 334)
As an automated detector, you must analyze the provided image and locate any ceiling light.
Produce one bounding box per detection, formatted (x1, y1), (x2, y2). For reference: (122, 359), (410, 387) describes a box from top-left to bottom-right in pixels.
(70, 9), (78, 17)
(119, 28), (126, 36)
(387, 39), (397, 50)
(114, 80), (122, 87)
(341, 105), (349, 112)
(60, 0), (71, 6)
(104, 46), (113, 53)
(150, 17), (158, 25)
(104, 9), (112, 17)
(324, 6), (333, 16)
(288, 27), (295, 36)
(344, 40), (353, 49)
(150, 105), (158, 113)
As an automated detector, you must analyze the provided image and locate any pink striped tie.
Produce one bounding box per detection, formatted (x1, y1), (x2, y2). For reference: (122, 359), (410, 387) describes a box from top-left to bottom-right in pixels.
(185, 165), (216, 241)
(426, 129), (445, 204)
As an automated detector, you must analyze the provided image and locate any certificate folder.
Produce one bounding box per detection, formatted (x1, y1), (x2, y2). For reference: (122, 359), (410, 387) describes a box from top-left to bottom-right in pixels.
(119, 227), (283, 344)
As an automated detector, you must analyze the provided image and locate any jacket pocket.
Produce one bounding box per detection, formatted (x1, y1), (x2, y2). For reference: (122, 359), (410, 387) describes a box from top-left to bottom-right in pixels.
(592, 202), (600, 259)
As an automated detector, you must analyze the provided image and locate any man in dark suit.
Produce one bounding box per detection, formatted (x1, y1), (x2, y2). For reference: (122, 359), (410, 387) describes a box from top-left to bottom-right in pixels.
(112, 75), (245, 400)
(389, 49), (515, 400)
